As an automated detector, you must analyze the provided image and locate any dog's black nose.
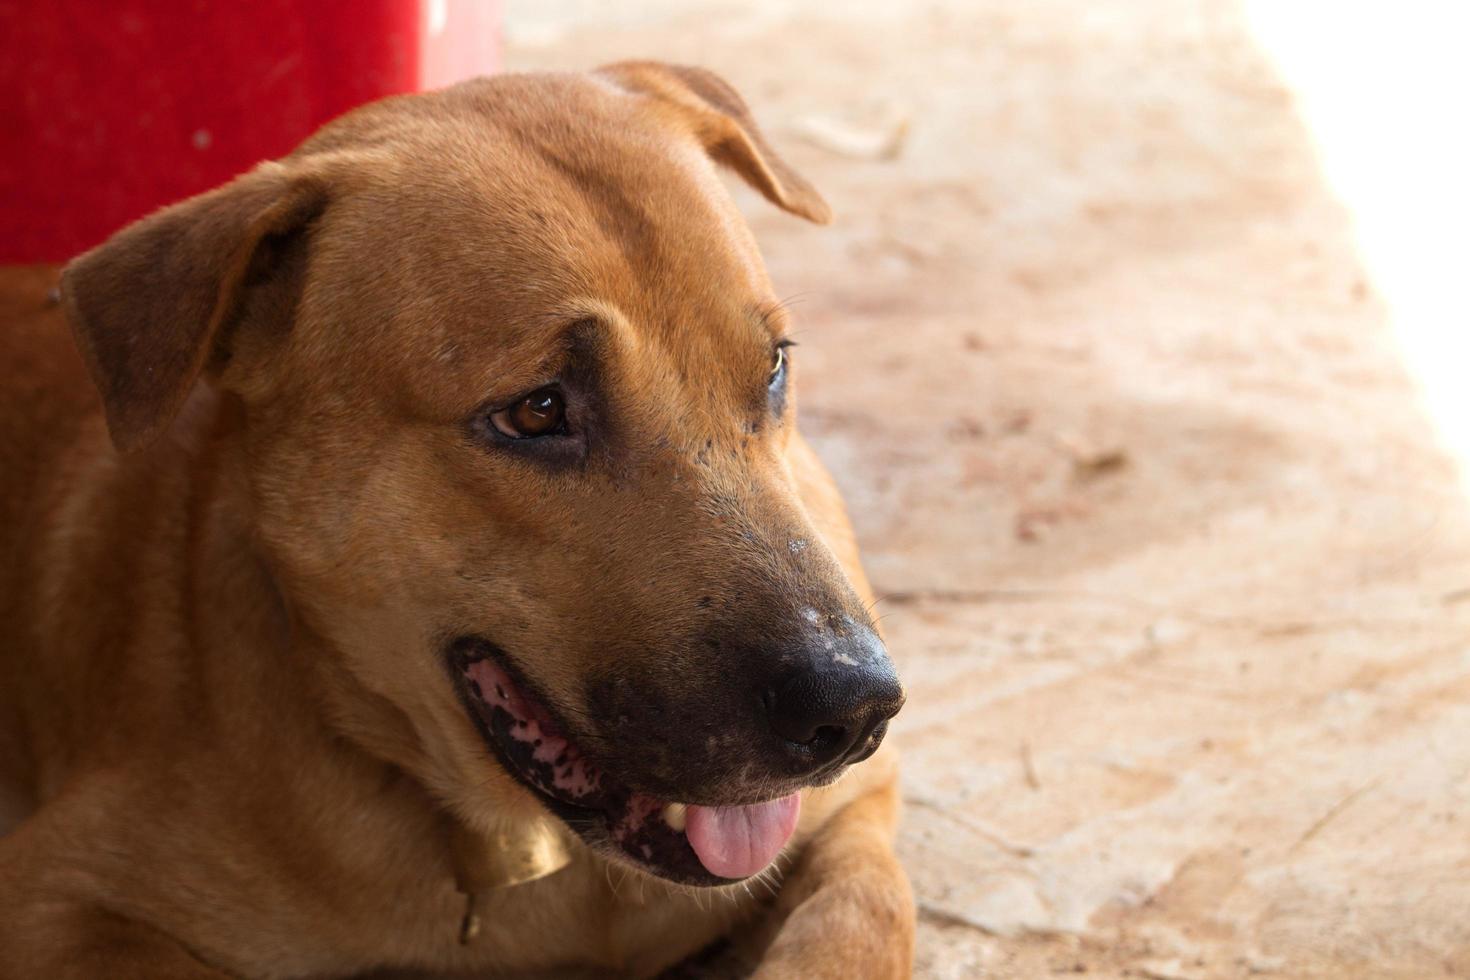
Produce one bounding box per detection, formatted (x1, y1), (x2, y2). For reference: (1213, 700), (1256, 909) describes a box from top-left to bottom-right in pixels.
(767, 629), (904, 769)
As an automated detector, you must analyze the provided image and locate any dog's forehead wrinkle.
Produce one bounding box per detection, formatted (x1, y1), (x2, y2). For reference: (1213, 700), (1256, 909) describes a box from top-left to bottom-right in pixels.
(524, 142), (662, 274)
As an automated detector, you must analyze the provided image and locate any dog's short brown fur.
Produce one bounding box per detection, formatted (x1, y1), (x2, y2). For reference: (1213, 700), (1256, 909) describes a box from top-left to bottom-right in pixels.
(0, 63), (913, 978)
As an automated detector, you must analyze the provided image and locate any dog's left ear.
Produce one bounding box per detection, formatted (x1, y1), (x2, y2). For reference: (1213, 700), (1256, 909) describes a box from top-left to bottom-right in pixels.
(596, 60), (832, 224)
(61, 161), (329, 453)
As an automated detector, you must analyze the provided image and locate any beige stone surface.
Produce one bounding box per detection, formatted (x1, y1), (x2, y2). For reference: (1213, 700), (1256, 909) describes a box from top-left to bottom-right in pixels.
(504, 3), (1470, 976)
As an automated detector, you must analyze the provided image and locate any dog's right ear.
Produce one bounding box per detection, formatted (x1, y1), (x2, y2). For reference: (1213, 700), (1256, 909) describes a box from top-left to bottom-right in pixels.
(61, 162), (329, 453)
(597, 61), (832, 225)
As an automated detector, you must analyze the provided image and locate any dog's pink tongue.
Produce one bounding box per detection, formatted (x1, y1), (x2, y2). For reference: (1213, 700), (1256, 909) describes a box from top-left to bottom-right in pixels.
(684, 794), (801, 879)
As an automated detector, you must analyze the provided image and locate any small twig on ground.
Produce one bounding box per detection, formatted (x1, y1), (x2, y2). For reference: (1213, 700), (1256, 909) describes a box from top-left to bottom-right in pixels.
(1289, 776), (1385, 854)
(905, 794), (1037, 858)
(1020, 740), (1041, 790)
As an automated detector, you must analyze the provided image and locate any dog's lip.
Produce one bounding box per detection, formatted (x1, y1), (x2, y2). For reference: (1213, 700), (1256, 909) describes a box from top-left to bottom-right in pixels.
(456, 650), (609, 812)
(447, 636), (799, 885)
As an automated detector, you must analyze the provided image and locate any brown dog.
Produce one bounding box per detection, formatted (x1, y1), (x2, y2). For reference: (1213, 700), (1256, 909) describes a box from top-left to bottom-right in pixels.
(0, 62), (913, 978)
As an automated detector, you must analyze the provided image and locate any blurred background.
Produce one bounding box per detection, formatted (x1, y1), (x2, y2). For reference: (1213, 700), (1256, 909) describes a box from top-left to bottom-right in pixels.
(6, 1), (1470, 976)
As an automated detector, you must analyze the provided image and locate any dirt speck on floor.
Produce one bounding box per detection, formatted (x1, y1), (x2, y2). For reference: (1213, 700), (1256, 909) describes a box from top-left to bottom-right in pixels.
(506, 2), (1470, 976)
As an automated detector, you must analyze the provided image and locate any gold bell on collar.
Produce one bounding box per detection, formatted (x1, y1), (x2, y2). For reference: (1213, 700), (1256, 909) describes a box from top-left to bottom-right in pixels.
(452, 816), (574, 944)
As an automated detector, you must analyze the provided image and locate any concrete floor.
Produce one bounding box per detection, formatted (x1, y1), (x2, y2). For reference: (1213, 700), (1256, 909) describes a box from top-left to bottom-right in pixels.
(507, 3), (1470, 976)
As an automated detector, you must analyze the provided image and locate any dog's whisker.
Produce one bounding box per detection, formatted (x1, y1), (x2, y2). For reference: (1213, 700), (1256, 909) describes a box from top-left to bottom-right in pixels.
(602, 859), (620, 901)
(773, 291), (816, 314)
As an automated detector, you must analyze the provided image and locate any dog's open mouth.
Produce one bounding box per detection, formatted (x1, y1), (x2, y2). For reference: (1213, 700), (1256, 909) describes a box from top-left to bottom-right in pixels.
(449, 639), (800, 886)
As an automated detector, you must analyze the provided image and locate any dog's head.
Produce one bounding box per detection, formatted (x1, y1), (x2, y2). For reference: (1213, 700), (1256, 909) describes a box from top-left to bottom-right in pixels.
(60, 63), (903, 885)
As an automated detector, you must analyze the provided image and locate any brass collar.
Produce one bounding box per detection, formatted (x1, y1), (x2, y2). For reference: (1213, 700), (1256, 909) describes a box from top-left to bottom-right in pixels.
(450, 816), (574, 944)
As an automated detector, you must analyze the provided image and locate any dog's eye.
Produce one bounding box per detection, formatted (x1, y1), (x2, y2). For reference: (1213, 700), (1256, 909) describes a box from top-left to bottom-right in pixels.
(770, 341), (794, 388)
(491, 387), (566, 439)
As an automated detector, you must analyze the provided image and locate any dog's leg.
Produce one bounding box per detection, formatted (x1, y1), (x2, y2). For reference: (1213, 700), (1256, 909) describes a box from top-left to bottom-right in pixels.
(0, 818), (233, 980)
(0, 902), (234, 980)
(745, 761), (914, 980)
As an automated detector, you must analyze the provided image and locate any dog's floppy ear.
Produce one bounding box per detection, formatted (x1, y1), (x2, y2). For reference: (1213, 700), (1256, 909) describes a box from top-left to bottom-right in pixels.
(60, 162), (328, 453)
(597, 60), (832, 224)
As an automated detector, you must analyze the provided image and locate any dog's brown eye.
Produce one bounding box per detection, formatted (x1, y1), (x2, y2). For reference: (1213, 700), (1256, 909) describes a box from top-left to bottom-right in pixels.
(492, 387), (566, 439)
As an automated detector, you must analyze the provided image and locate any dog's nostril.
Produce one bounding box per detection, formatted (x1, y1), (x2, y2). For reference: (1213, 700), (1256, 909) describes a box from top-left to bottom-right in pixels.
(846, 719), (889, 765)
(807, 724), (847, 750)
